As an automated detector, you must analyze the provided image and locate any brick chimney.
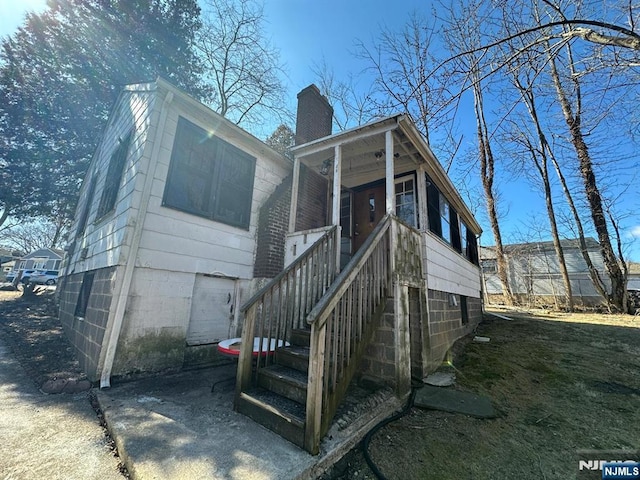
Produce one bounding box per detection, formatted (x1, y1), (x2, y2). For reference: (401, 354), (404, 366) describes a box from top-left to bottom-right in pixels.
(295, 84), (333, 146)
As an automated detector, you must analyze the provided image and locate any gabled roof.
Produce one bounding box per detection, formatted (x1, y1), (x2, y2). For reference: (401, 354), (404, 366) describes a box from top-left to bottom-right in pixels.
(292, 114), (481, 234)
(23, 248), (64, 260)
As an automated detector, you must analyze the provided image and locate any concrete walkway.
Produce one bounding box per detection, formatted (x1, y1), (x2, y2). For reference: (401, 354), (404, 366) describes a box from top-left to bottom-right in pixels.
(0, 337), (124, 480)
(96, 363), (401, 480)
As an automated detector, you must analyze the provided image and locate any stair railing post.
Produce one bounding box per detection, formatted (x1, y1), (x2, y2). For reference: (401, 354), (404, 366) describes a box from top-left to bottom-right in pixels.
(235, 304), (256, 404)
(305, 320), (326, 455)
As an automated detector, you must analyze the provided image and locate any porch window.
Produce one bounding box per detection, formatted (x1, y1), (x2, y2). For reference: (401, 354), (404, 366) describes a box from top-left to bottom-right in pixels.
(77, 175), (97, 235)
(163, 117), (256, 230)
(395, 176), (417, 227)
(439, 193), (451, 243)
(459, 221), (468, 257)
(97, 132), (132, 219)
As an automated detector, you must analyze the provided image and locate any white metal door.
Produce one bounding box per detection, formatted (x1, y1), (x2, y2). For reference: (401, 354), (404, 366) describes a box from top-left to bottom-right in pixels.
(186, 275), (237, 345)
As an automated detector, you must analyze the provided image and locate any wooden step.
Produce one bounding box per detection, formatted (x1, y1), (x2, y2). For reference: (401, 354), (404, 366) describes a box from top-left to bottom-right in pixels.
(275, 345), (310, 372)
(258, 364), (308, 405)
(236, 389), (305, 449)
(289, 328), (310, 347)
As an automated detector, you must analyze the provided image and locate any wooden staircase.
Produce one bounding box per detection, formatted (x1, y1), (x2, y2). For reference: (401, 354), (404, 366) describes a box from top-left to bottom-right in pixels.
(234, 215), (423, 454)
(235, 328), (311, 448)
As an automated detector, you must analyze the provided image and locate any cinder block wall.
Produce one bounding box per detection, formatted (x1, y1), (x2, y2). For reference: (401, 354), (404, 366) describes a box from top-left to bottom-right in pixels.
(58, 267), (117, 381)
(425, 289), (482, 369)
(359, 298), (396, 384)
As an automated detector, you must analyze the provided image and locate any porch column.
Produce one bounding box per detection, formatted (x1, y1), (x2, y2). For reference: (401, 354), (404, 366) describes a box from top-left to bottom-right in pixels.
(332, 145), (342, 272)
(331, 144), (342, 226)
(385, 130), (395, 214)
(288, 155), (301, 232)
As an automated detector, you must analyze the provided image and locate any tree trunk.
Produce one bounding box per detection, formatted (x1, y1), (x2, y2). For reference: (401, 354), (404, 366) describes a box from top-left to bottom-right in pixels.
(547, 50), (627, 312)
(517, 84), (573, 311)
(472, 72), (513, 305)
(546, 145), (610, 305)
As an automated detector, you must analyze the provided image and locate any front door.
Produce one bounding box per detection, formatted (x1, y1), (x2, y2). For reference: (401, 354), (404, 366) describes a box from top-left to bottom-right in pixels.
(353, 182), (386, 252)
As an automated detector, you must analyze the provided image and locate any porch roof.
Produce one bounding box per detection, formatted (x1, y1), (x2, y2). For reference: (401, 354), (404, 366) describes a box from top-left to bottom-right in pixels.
(292, 114), (482, 234)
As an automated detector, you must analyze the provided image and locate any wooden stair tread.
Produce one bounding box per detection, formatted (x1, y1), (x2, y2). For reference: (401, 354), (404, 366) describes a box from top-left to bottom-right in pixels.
(242, 387), (306, 423)
(261, 364), (309, 384)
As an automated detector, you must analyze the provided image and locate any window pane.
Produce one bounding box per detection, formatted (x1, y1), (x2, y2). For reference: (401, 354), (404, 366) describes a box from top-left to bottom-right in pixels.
(97, 132), (132, 218)
(439, 193), (451, 243)
(460, 221), (468, 257)
(164, 117), (255, 229)
(395, 177), (416, 227)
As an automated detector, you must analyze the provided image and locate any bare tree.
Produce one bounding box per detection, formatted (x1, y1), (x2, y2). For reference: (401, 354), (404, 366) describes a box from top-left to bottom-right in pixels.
(500, 39), (574, 310)
(355, 10), (466, 167)
(311, 59), (379, 131)
(540, 5), (628, 312)
(443, 0), (514, 305)
(196, 0), (290, 130)
(0, 217), (69, 253)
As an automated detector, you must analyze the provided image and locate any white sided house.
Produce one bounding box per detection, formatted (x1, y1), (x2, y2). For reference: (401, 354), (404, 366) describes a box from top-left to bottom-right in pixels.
(58, 78), (292, 384)
(60, 79), (483, 454)
(480, 238), (609, 307)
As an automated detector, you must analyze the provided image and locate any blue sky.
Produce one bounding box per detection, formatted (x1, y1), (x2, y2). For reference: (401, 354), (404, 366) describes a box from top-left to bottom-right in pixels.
(1, 0), (639, 261)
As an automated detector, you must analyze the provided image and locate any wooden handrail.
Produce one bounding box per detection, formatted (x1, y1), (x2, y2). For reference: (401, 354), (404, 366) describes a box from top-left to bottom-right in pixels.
(236, 224), (340, 402)
(241, 225), (338, 313)
(306, 215), (392, 329)
(304, 214), (398, 453)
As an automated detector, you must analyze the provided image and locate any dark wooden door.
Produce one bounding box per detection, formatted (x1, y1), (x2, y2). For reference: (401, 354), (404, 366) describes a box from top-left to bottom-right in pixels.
(353, 183), (385, 252)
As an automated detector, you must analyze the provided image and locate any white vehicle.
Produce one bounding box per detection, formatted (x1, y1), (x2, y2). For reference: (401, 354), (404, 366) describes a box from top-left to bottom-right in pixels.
(28, 270), (59, 285)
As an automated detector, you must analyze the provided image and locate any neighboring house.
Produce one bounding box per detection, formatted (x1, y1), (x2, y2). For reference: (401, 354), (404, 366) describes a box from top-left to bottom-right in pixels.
(13, 248), (63, 274)
(627, 262), (640, 291)
(59, 78), (483, 454)
(1, 248), (18, 280)
(480, 238), (609, 307)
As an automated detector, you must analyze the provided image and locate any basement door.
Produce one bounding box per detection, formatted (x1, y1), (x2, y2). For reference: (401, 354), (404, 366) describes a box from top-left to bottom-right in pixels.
(186, 275), (237, 345)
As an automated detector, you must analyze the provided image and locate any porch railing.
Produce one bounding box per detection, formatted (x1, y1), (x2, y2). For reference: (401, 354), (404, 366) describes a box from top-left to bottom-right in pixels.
(304, 214), (394, 453)
(235, 225), (339, 396)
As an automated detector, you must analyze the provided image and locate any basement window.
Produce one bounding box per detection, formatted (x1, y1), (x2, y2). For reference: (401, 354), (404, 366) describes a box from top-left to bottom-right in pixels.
(461, 296), (469, 325)
(74, 271), (95, 318)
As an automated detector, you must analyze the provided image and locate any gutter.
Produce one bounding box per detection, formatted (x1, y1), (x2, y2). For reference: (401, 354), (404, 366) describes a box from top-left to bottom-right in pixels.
(99, 87), (174, 388)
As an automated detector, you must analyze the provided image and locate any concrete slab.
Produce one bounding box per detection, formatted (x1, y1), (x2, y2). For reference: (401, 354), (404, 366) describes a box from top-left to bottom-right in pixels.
(423, 371), (456, 387)
(414, 385), (497, 419)
(0, 338), (123, 480)
(97, 363), (402, 480)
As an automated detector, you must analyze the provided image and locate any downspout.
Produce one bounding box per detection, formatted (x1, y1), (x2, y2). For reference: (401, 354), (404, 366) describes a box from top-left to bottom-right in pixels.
(100, 89), (174, 388)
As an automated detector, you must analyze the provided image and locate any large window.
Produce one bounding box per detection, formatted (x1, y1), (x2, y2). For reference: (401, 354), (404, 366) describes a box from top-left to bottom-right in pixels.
(426, 174), (479, 266)
(97, 132), (132, 219)
(163, 117), (256, 230)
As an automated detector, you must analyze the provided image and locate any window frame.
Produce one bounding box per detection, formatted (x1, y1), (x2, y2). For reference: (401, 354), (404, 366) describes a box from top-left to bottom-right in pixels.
(74, 271), (95, 318)
(96, 131), (133, 220)
(394, 174), (418, 228)
(162, 117), (256, 230)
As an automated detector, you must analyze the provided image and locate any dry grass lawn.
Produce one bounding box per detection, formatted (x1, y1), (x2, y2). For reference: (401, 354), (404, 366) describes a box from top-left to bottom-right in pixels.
(329, 307), (640, 480)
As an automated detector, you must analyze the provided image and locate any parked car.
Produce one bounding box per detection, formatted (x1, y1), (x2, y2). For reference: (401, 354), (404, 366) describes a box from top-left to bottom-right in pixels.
(6, 269), (36, 283)
(29, 270), (59, 285)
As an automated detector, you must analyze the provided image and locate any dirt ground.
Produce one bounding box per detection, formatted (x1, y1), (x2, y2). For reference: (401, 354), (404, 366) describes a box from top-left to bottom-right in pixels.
(0, 288), (88, 389)
(323, 307), (640, 480)
(1, 289), (639, 480)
